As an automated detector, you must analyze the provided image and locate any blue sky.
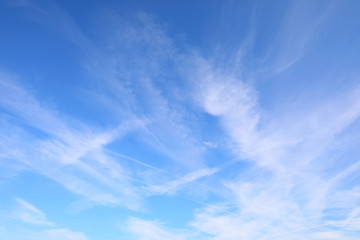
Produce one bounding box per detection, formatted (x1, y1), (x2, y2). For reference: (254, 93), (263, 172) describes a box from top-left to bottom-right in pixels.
(1, 0), (360, 239)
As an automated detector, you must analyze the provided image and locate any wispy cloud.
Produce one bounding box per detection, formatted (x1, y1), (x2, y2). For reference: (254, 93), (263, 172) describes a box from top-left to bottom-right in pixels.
(0, 198), (88, 240)
(146, 168), (218, 195)
(0, 74), (143, 209)
(12, 198), (54, 226)
(177, 22), (360, 238)
(0, 67), (218, 211)
(256, 0), (342, 73)
(187, 55), (290, 172)
(0, 227), (88, 240)
(127, 217), (188, 240)
(42, 228), (88, 240)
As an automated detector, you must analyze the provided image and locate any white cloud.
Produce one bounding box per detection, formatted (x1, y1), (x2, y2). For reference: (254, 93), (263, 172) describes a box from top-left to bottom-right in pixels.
(311, 231), (344, 239)
(91, 15), (206, 169)
(42, 228), (88, 240)
(262, 1), (340, 73)
(0, 74), (143, 209)
(0, 199), (89, 240)
(127, 217), (187, 240)
(0, 227), (88, 240)
(146, 168), (218, 195)
(187, 56), (292, 173)
(13, 198), (54, 226)
(183, 48), (360, 240)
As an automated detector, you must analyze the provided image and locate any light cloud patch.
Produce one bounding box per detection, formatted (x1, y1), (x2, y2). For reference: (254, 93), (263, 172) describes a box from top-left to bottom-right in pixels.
(127, 217), (187, 240)
(13, 198), (54, 226)
(146, 168), (218, 195)
(0, 74), (143, 209)
(43, 228), (88, 240)
(0, 198), (89, 240)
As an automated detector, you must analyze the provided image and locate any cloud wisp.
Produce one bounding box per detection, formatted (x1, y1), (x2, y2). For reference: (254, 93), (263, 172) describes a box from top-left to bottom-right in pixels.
(0, 198), (88, 240)
(0, 74), (144, 209)
(12, 198), (54, 226)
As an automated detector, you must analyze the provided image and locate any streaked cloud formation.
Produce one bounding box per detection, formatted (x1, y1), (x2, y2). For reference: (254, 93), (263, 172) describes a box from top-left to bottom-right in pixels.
(1, 0), (360, 239)
(0, 198), (87, 240)
(13, 198), (54, 226)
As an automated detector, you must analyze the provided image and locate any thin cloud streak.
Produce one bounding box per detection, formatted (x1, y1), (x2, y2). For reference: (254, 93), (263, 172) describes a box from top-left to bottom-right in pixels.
(146, 168), (218, 195)
(0, 74), (143, 209)
(13, 198), (54, 226)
